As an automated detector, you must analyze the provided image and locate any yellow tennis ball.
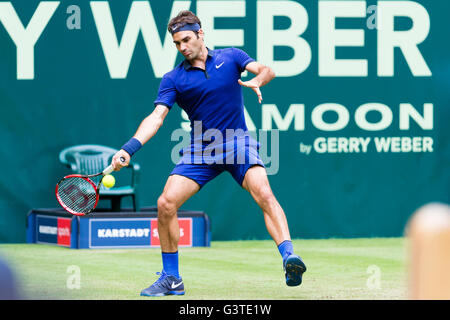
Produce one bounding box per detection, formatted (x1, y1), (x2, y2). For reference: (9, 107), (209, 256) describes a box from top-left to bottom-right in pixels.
(102, 175), (115, 188)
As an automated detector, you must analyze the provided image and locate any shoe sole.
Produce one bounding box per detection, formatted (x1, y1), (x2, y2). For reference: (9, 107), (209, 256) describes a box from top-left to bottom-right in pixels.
(285, 256), (307, 287)
(140, 290), (185, 297)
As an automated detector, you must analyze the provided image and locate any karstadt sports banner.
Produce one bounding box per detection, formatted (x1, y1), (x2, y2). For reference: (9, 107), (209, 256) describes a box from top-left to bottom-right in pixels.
(0, 0), (448, 242)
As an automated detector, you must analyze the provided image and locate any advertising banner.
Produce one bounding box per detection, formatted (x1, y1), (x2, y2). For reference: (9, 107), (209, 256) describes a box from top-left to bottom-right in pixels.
(1, 0), (448, 241)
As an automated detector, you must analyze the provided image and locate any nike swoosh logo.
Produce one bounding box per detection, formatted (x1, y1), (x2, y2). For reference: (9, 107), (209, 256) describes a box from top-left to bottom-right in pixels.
(171, 281), (183, 289)
(216, 62), (224, 69)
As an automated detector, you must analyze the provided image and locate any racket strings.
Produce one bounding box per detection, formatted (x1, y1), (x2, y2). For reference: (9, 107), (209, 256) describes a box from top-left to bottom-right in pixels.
(57, 177), (98, 214)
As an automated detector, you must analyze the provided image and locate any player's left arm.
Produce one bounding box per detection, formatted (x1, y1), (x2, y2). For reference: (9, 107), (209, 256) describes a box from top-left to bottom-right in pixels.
(238, 61), (275, 103)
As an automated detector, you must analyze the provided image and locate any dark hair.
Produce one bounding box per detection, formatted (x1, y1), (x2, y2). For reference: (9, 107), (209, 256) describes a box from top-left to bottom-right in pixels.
(168, 10), (202, 35)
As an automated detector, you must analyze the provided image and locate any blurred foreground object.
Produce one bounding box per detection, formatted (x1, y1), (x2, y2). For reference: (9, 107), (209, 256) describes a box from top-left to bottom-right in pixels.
(407, 203), (450, 300)
(0, 257), (20, 299)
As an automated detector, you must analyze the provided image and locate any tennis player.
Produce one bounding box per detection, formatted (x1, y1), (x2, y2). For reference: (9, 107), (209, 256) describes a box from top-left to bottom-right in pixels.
(112, 10), (306, 296)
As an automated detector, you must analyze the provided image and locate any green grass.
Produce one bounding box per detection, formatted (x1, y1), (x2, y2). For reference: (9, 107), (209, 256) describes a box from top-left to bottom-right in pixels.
(0, 238), (408, 300)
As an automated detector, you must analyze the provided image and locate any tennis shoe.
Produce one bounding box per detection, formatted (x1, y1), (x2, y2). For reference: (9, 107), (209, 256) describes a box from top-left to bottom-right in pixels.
(140, 270), (185, 296)
(283, 254), (306, 286)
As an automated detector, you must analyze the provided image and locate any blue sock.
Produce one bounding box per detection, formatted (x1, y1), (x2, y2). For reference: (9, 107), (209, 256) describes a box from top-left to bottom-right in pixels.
(278, 240), (294, 261)
(161, 251), (180, 278)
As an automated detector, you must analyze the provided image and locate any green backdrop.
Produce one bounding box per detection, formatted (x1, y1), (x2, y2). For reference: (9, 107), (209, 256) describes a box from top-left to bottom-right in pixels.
(0, 0), (448, 242)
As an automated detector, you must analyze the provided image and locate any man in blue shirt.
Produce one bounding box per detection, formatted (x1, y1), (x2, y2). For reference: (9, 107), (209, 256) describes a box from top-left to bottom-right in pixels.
(112, 10), (306, 297)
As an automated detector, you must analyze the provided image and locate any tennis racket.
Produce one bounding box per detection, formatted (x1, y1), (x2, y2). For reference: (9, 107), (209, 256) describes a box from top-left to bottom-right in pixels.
(55, 157), (125, 216)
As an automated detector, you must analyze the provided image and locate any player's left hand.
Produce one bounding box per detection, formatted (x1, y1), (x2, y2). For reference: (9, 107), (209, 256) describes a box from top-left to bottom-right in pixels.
(238, 79), (262, 103)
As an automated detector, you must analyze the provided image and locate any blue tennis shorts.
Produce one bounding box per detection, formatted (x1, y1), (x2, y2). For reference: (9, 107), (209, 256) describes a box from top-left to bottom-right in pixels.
(170, 140), (265, 188)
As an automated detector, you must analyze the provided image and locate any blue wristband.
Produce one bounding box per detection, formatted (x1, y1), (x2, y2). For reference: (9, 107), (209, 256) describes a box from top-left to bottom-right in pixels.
(121, 137), (142, 157)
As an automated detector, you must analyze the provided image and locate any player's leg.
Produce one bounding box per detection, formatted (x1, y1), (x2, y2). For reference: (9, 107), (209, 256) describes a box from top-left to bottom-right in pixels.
(141, 163), (223, 297)
(241, 165), (290, 244)
(140, 174), (200, 297)
(157, 174), (200, 253)
(241, 165), (307, 286)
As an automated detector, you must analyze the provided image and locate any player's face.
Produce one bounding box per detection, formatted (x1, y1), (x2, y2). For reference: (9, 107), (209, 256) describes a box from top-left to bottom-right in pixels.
(172, 30), (204, 61)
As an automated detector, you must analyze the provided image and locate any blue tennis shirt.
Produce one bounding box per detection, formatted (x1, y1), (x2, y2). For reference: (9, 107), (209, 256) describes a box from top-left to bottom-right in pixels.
(154, 47), (261, 165)
(154, 47), (254, 138)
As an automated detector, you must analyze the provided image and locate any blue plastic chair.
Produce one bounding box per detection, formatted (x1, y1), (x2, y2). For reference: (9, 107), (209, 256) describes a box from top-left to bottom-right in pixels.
(59, 144), (140, 212)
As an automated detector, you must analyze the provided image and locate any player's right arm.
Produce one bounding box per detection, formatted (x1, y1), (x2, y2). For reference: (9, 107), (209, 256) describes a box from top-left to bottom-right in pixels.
(133, 105), (169, 145)
(112, 105), (169, 170)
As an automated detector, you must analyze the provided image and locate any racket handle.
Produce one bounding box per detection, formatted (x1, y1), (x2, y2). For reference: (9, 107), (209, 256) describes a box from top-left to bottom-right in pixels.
(103, 165), (114, 175)
(103, 157), (126, 175)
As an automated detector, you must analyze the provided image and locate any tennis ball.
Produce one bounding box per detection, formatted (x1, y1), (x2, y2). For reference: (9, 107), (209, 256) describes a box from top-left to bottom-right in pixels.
(102, 175), (115, 188)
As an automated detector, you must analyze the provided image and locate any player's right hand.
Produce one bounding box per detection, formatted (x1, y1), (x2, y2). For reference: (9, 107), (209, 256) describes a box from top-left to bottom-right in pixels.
(112, 150), (130, 171)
